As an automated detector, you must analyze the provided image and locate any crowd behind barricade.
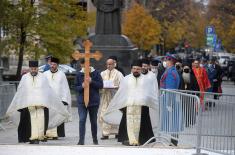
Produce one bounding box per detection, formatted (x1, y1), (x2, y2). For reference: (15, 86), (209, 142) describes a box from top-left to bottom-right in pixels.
(151, 54), (223, 97)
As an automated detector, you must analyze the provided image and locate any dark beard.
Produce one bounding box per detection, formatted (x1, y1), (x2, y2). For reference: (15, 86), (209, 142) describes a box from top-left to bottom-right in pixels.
(30, 72), (38, 76)
(51, 69), (58, 73)
(142, 70), (148, 75)
(133, 72), (140, 77)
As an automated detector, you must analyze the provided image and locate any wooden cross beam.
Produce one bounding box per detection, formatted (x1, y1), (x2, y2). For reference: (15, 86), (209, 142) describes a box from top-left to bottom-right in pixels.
(72, 40), (102, 107)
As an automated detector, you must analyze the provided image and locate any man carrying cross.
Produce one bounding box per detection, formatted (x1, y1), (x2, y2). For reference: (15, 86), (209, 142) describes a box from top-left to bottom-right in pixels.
(74, 40), (103, 145)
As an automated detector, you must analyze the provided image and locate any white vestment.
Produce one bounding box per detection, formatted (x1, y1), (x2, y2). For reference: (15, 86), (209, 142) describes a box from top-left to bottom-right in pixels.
(100, 69), (123, 136)
(44, 70), (72, 137)
(6, 72), (70, 132)
(143, 71), (159, 133)
(103, 74), (159, 144)
(28, 106), (45, 140)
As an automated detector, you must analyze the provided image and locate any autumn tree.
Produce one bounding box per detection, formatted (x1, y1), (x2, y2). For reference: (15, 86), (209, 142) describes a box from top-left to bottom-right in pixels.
(184, 1), (206, 48)
(164, 21), (187, 50)
(0, 0), (10, 54)
(36, 0), (90, 60)
(0, 0), (90, 79)
(135, 0), (207, 51)
(207, 0), (235, 52)
(3, 0), (38, 79)
(227, 21), (235, 52)
(122, 3), (161, 52)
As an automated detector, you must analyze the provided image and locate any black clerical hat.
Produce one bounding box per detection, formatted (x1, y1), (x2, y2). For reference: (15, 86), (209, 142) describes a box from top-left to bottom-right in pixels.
(29, 60), (38, 67)
(109, 56), (118, 61)
(150, 59), (160, 66)
(51, 57), (60, 64)
(131, 60), (142, 68)
(141, 58), (150, 65)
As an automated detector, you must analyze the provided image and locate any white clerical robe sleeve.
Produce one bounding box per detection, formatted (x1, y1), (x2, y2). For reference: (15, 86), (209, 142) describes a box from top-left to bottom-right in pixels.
(61, 73), (71, 105)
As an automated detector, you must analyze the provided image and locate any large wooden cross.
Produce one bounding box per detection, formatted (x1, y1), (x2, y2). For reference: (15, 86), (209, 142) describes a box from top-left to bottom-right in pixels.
(72, 40), (102, 107)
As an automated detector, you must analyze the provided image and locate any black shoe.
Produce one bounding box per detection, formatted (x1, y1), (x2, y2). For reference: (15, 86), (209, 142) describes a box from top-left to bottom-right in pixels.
(77, 141), (84, 145)
(100, 136), (109, 140)
(41, 138), (47, 142)
(52, 137), (58, 140)
(122, 140), (130, 146)
(29, 140), (39, 144)
(93, 139), (98, 145)
(170, 138), (178, 146)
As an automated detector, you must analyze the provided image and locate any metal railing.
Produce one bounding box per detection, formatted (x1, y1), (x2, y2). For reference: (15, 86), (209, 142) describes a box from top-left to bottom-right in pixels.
(0, 84), (16, 130)
(159, 89), (200, 147)
(144, 89), (235, 155)
(177, 90), (235, 155)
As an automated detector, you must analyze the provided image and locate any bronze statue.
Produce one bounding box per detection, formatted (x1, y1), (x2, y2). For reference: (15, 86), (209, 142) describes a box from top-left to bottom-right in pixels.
(92, 0), (123, 34)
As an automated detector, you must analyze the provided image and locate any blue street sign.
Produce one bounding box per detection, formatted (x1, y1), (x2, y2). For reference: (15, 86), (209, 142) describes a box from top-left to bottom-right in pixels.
(213, 34), (217, 47)
(206, 26), (215, 35)
(214, 39), (222, 52)
(206, 34), (216, 47)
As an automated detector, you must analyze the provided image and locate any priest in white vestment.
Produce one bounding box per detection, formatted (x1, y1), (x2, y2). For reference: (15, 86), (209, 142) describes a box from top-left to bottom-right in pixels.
(141, 59), (159, 134)
(44, 57), (72, 139)
(103, 60), (159, 146)
(100, 58), (123, 140)
(6, 61), (70, 144)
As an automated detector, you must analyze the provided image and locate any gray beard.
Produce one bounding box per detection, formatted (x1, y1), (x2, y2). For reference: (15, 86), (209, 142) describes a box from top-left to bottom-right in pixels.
(182, 72), (190, 84)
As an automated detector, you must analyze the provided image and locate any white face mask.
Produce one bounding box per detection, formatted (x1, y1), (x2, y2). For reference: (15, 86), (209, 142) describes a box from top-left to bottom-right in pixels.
(163, 61), (167, 68)
(199, 64), (203, 67)
(151, 68), (157, 73)
(208, 64), (212, 67)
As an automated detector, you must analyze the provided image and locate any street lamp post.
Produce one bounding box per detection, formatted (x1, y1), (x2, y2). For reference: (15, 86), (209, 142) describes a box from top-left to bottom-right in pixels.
(0, 66), (3, 84)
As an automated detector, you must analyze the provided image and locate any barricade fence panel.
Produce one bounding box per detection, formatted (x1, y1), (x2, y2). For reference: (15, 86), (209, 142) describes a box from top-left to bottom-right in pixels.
(153, 89), (235, 154)
(0, 84), (16, 119)
(159, 89), (200, 147)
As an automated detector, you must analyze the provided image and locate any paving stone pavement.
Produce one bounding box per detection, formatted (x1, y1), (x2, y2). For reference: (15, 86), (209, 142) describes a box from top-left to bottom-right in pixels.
(0, 81), (234, 155)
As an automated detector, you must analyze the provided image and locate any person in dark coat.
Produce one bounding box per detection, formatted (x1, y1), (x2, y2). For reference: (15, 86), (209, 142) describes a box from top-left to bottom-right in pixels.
(209, 58), (223, 99)
(175, 61), (185, 90)
(75, 59), (103, 145)
(157, 60), (166, 88)
(181, 63), (200, 127)
(231, 62), (235, 84)
(109, 56), (125, 76)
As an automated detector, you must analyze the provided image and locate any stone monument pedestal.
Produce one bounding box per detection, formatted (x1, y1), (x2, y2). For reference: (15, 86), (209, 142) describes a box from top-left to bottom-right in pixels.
(75, 34), (138, 74)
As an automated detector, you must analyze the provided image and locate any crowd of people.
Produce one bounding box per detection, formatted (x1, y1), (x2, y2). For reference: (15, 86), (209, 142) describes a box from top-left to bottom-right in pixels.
(5, 53), (223, 146)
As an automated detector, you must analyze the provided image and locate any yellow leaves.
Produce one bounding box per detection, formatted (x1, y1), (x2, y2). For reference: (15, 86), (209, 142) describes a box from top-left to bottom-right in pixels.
(226, 21), (235, 52)
(209, 18), (228, 50)
(36, 0), (89, 62)
(166, 21), (186, 48)
(122, 3), (161, 50)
